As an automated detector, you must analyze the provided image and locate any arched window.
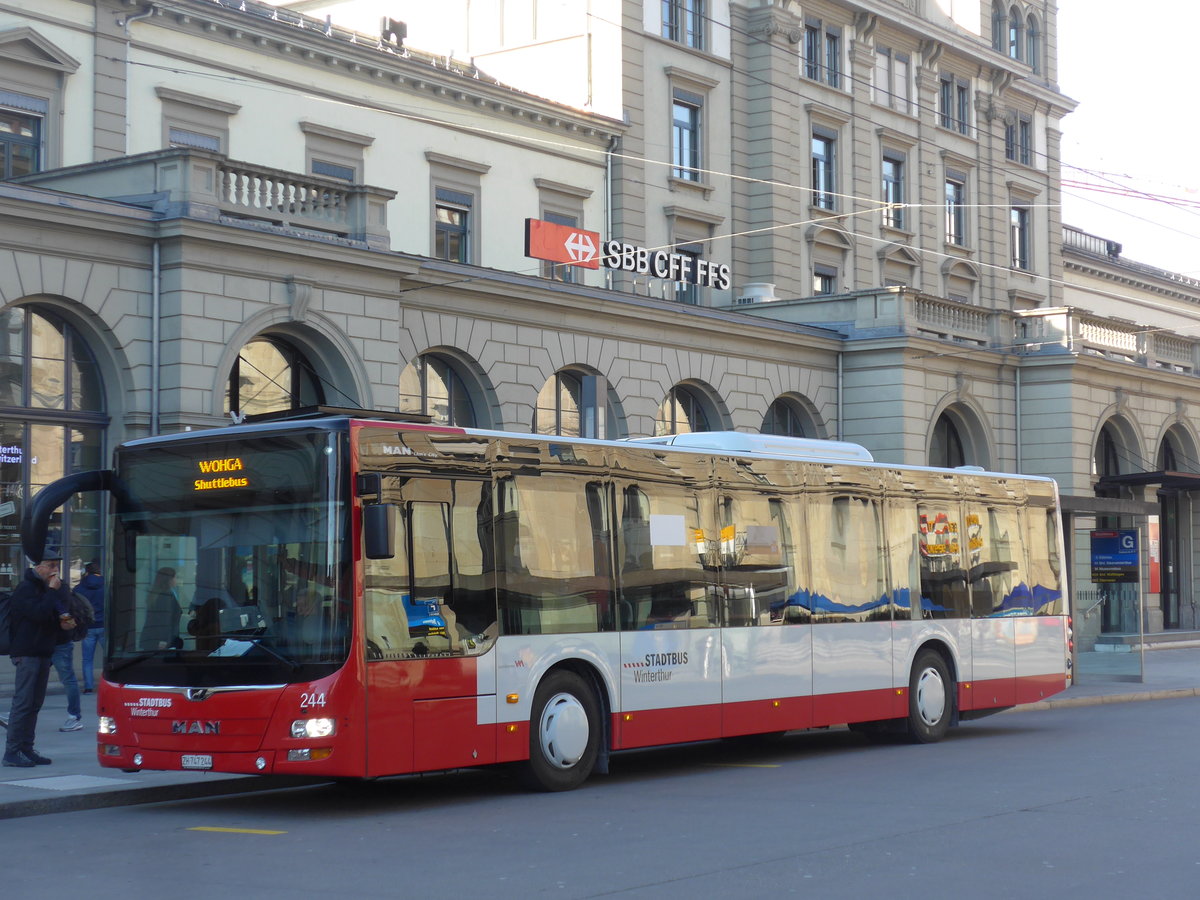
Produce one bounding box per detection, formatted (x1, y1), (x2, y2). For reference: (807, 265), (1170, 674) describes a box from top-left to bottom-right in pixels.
(1008, 5), (1023, 60)
(930, 413), (966, 468)
(0, 305), (107, 580)
(534, 371), (618, 438)
(1160, 434), (1179, 471)
(762, 398), (809, 438)
(399, 353), (477, 426)
(656, 385), (711, 435)
(226, 336), (323, 419)
(535, 371), (582, 436)
(1025, 14), (1040, 71)
(992, 3), (1007, 53)
(1094, 425), (1121, 479)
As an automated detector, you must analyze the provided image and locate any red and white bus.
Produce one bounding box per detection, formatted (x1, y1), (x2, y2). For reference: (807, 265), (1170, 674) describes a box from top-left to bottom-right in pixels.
(23, 409), (1071, 791)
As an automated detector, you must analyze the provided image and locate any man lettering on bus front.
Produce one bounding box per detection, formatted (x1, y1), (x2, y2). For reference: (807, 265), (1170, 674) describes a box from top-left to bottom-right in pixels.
(4, 548), (76, 768)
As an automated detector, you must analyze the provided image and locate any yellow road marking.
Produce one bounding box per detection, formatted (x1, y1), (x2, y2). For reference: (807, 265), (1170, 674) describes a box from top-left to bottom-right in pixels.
(703, 763), (781, 769)
(188, 826), (287, 835)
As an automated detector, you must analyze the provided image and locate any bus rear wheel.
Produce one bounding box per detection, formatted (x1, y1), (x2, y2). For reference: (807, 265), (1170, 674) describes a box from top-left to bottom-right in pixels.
(907, 649), (952, 744)
(517, 670), (600, 792)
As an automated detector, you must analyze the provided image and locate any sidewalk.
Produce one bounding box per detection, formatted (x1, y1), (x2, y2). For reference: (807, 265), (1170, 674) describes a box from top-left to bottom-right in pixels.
(4, 645), (1200, 819)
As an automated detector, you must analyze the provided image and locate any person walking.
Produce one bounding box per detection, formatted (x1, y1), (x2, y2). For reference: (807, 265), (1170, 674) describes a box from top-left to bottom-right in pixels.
(4, 549), (76, 768)
(50, 622), (83, 732)
(75, 560), (105, 694)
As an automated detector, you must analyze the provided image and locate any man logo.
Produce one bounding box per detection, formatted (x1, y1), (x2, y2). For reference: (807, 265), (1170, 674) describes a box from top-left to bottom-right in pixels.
(172, 721), (221, 735)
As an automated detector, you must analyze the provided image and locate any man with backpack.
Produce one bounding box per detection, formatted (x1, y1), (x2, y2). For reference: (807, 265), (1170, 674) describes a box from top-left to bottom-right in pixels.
(4, 549), (76, 768)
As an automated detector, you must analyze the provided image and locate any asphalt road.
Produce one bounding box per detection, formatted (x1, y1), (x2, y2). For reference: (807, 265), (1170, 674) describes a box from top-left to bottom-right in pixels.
(5, 696), (1198, 899)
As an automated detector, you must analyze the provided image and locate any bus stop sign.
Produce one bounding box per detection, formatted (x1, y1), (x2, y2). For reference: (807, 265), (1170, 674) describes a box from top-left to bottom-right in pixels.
(1090, 529), (1139, 584)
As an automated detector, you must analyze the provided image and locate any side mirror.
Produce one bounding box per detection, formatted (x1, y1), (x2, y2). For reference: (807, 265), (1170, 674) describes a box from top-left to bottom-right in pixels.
(363, 503), (397, 559)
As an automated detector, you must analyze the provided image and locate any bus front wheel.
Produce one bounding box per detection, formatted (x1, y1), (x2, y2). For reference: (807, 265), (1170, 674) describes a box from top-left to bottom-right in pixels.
(518, 670), (600, 792)
(907, 649), (952, 744)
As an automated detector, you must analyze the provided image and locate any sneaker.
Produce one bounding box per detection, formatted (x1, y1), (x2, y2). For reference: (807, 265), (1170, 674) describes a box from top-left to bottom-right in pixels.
(60, 716), (83, 732)
(2, 751), (36, 768)
(25, 750), (51, 765)
(82, 688), (94, 694)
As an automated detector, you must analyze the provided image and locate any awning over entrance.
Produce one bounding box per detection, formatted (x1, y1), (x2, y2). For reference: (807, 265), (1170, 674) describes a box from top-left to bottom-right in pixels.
(1097, 471), (1200, 492)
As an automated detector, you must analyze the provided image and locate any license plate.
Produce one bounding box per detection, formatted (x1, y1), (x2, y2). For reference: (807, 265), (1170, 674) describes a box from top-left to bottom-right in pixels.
(182, 754), (212, 770)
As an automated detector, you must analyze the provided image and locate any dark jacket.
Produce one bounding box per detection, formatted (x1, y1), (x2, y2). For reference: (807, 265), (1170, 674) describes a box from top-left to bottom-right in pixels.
(74, 573), (105, 628)
(9, 567), (70, 658)
(140, 589), (182, 650)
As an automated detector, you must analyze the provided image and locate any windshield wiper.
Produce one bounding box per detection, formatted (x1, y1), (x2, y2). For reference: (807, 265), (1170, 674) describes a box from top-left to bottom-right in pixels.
(210, 634), (302, 670)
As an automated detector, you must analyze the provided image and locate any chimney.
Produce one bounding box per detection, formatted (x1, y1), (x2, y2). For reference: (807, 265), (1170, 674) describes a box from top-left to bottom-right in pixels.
(735, 282), (778, 305)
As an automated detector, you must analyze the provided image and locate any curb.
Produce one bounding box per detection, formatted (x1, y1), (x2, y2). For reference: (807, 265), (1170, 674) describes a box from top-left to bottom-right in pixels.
(1012, 687), (1200, 712)
(0, 774), (320, 821)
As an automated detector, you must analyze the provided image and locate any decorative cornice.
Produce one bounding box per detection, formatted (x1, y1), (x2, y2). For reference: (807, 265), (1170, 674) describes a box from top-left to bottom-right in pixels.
(139, 0), (622, 143)
(299, 121), (375, 147)
(0, 26), (81, 73)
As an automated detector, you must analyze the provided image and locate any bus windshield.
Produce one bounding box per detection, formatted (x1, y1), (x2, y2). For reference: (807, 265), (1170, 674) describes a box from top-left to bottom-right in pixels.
(106, 428), (349, 687)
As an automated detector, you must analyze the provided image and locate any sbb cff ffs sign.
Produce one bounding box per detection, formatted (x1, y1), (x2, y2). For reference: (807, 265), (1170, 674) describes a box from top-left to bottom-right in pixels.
(601, 241), (731, 290)
(523, 218), (731, 289)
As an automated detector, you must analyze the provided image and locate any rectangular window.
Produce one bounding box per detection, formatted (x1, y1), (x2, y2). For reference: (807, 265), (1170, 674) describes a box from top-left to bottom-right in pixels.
(811, 131), (836, 210)
(1010, 205), (1031, 270)
(0, 106), (41, 178)
(966, 505), (1029, 617)
(810, 495), (885, 622)
(917, 502), (970, 619)
(939, 75), (971, 135)
(662, 0), (705, 50)
(824, 30), (841, 88)
(543, 211), (577, 283)
(497, 472), (614, 635)
(167, 126), (221, 152)
(804, 20), (842, 88)
(671, 89), (703, 181)
(813, 264), (837, 295)
(311, 159), (356, 182)
(945, 174), (966, 246)
(674, 244), (702, 304)
(434, 187), (472, 263)
(1006, 115), (1034, 165)
(882, 153), (905, 230)
(873, 47), (910, 113)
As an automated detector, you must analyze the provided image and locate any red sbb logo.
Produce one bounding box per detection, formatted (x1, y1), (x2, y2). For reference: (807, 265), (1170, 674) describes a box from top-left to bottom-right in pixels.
(525, 218), (601, 269)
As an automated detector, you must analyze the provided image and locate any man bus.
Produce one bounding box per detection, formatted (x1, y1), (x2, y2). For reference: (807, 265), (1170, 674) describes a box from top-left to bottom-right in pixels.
(21, 409), (1070, 791)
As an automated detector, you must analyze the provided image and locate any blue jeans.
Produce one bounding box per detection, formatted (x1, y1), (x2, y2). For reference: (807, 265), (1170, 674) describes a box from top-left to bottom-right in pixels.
(5, 656), (52, 757)
(81, 626), (104, 691)
(51, 641), (81, 719)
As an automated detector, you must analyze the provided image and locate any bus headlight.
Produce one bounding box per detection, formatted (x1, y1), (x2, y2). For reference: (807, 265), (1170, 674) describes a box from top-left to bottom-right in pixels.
(291, 718), (336, 739)
(99, 716), (117, 735)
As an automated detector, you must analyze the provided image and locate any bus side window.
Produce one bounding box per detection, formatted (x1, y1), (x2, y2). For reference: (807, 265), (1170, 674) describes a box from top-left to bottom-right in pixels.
(718, 492), (790, 627)
(496, 473), (614, 635)
(364, 478), (498, 658)
(966, 504), (1029, 617)
(884, 498), (919, 621)
(917, 502), (970, 619)
(810, 494), (887, 623)
(363, 494), (414, 659)
(616, 479), (717, 630)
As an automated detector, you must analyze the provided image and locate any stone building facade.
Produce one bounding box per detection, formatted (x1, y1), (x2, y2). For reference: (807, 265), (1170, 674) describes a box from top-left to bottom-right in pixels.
(0, 0), (1197, 649)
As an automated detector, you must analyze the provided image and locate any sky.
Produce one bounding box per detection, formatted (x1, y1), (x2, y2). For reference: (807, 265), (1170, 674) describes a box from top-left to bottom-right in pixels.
(1057, 1), (1200, 276)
